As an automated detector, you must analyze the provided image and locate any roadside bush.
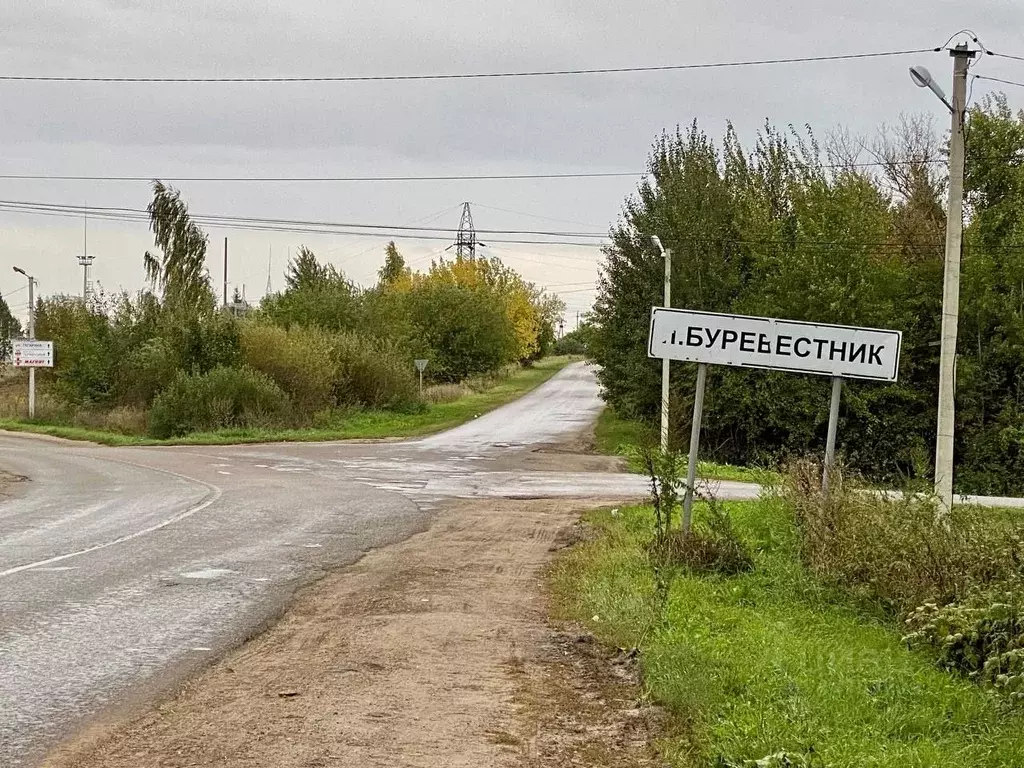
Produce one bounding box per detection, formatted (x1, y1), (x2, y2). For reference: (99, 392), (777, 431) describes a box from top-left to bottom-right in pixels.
(239, 323), (336, 413)
(332, 332), (417, 410)
(116, 337), (178, 406)
(785, 459), (1024, 614)
(656, 499), (755, 576)
(904, 594), (1024, 704)
(148, 366), (290, 438)
(632, 445), (755, 578)
(552, 328), (587, 356)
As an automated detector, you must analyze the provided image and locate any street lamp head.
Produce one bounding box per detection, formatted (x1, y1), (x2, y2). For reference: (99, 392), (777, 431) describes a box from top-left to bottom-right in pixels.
(13, 266), (27, 277)
(909, 65), (932, 89)
(651, 235), (667, 257)
(909, 65), (953, 113)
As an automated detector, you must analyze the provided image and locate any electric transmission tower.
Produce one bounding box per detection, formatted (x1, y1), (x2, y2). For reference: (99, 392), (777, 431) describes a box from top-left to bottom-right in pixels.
(265, 246), (273, 296)
(453, 202), (479, 260)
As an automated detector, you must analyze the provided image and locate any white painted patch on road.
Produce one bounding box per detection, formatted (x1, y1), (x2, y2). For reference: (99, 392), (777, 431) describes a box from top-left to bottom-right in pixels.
(181, 568), (236, 580)
(217, 471), (232, 475)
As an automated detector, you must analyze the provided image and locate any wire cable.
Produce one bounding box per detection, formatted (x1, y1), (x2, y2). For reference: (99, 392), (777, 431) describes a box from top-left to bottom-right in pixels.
(975, 74), (1024, 90)
(0, 171), (641, 183)
(0, 48), (938, 84)
(6, 154), (1019, 184)
(988, 51), (1024, 63)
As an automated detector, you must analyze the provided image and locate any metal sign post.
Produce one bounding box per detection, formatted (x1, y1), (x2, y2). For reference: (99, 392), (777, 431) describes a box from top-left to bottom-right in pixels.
(649, 308), (902, 525)
(822, 376), (843, 495)
(414, 359), (429, 398)
(682, 364), (708, 532)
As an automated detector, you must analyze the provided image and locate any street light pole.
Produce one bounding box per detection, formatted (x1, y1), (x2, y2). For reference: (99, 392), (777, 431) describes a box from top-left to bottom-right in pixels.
(934, 45), (974, 512)
(13, 266), (36, 418)
(652, 236), (672, 453)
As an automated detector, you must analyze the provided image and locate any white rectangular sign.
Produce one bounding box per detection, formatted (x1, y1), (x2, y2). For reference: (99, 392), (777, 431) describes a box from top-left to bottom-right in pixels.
(648, 308), (901, 382)
(13, 340), (54, 368)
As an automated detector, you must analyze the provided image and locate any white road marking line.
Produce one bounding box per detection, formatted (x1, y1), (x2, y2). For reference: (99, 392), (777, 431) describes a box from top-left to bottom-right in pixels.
(0, 466), (223, 580)
(217, 471), (232, 475)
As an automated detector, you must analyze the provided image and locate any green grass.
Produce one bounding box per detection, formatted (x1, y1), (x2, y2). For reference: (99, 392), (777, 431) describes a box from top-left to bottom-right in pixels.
(593, 407), (773, 484)
(0, 356), (575, 446)
(551, 499), (1024, 767)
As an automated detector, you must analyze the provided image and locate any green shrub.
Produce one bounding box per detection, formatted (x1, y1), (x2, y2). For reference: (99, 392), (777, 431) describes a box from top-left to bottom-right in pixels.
(904, 594), (1024, 704)
(784, 460), (1024, 614)
(552, 329), (587, 356)
(239, 323), (336, 413)
(148, 366), (290, 438)
(655, 499), (755, 576)
(332, 332), (417, 409)
(116, 337), (178, 406)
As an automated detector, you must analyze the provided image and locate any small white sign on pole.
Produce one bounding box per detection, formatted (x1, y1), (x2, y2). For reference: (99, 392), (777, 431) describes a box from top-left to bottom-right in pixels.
(648, 308), (901, 382)
(414, 359), (429, 373)
(12, 340), (54, 368)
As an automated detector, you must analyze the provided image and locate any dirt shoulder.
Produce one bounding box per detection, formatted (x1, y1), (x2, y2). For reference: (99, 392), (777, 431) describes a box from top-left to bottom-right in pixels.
(44, 498), (663, 768)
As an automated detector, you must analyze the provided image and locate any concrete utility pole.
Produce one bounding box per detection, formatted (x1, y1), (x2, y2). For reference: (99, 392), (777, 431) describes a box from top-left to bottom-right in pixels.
(928, 44), (974, 513)
(223, 238), (229, 308)
(13, 266), (35, 418)
(652, 236), (671, 453)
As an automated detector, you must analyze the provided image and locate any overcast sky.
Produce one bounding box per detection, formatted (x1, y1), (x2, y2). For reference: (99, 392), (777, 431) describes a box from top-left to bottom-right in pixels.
(1, 1), (1023, 328)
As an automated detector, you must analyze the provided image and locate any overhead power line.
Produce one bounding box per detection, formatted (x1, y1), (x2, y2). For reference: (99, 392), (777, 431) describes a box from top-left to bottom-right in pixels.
(0, 198), (607, 238)
(975, 74), (1024, 90)
(0, 48), (937, 84)
(0, 156), (986, 184)
(988, 51), (1024, 63)
(0, 171), (641, 183)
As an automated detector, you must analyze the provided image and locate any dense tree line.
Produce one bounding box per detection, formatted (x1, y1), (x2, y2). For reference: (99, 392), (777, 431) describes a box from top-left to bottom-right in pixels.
(590, 96), (1024, 494)
(22, 183), (563, 437)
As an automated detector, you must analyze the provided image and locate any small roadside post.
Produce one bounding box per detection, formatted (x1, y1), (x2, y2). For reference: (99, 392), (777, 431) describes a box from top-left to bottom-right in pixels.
(414, 359), (429, 398)
(648, 308), (902, 529)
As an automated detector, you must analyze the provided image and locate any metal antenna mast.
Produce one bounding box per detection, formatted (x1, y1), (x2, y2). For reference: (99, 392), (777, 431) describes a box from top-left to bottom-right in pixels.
(454, 202), (478, 260)
(77, 206), (95, 301)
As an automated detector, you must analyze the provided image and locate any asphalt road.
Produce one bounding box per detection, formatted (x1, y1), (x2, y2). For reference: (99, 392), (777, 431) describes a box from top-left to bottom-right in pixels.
(1, 361), (1016, 765)
(1, 362), (659, 765)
